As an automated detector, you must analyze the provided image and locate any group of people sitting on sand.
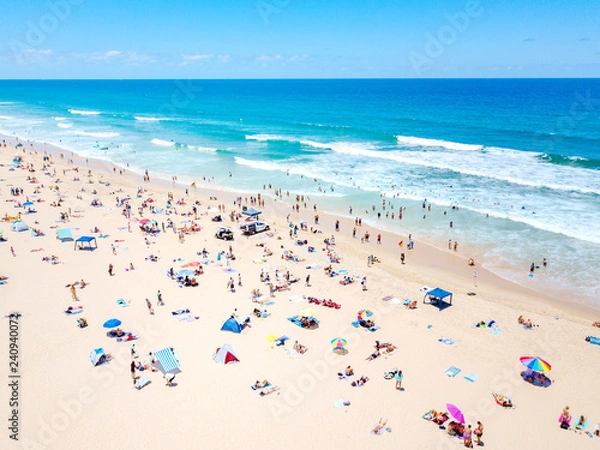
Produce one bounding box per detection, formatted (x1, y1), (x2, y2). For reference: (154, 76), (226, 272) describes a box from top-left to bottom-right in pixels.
(521, 369), (552, 387)
(518, 315), (537, 328)
(366, 341), (396, 360)
(42, 255), (60, 264)
(351, 375), (369, 387)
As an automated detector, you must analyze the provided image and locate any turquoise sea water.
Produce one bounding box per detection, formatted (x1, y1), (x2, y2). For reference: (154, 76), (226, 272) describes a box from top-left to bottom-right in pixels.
(0, 79), (599, 309)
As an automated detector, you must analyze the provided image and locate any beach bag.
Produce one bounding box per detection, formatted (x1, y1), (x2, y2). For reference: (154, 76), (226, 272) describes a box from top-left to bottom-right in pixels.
(560, 421), (570, 430)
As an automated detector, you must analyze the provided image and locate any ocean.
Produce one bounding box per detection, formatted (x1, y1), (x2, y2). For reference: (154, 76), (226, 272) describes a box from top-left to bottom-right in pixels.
(0, 79), (599, 309)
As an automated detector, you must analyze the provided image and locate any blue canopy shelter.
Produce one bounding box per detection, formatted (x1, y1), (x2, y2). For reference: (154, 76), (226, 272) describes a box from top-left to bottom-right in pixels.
(423, 287), (453, 311)
(242, 207), (261, 218)
(74, 235), (97, 251)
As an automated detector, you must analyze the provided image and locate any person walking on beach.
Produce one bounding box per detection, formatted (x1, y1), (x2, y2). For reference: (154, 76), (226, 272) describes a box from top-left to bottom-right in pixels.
(394, 370), (403, 391)
(530, 263), (535, 274)
(227, 277), (235, 292)
(146, 298), (154, 315)
(70, 284), (79, 301)
(157, 290), (164, 306)
(400, 253), (405, 265)
(377, 234), (381, 245)
(238, 274), (243, 287)
(361, 276), (367, 291)
(10, 246), (16, 257)
(305, 274), (310, 287)
(453, 241), (458, 251)
(131, 344), (137, 359)
(108, 263), (114, 276)
(130, 361), (136, 385)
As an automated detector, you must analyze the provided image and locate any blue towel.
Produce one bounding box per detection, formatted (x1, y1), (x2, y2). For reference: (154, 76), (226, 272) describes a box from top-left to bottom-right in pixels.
(445, 366), (461, 377)
(464, 373), (479, 382)
(351, 321), (360, 328)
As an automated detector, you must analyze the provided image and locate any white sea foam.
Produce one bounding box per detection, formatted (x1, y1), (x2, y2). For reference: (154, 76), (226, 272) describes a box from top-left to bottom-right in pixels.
(396, 135), (483, 151)
(245, 133), (288, 142)
(134, 116), (171, 122)
(68, 109), (101, 116)
(151, 138), (175, 147)
(54, 117), (67, 121)
(0, 115), (13, 120)
(72, 130), (119, 138)
(57, 122), (73, 129)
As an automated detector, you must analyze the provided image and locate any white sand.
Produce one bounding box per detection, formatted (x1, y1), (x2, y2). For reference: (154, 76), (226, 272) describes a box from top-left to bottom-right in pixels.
(1, 137), (599, 449)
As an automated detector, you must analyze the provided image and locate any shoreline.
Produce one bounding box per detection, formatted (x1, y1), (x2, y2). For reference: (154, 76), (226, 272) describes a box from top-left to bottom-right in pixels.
(4, 132), (597, 321)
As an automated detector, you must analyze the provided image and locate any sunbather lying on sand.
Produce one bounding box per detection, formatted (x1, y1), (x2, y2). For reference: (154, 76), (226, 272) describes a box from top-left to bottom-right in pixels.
(372, 418), (387, 434)
(593, 322), (600, 328)
(259, 386), (280, 396)
(351, 376), (369, 387)
(253, 380), (269, 389)
(293, 341), (307, 354)
(493, 393), (514, 408)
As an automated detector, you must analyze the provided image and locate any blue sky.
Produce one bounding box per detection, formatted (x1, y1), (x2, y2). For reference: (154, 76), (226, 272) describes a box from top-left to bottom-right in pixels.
(0, 0), (598, 78)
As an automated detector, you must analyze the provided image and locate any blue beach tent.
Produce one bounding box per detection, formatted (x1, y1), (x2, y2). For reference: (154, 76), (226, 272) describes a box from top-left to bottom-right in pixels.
(74, 235), (97, 251)
(423, 287), (453, 311)
(221, 317), (243, 334)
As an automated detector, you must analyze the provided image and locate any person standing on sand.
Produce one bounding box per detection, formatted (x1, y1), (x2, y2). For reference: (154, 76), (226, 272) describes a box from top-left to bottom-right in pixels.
(530, 263), (535, 274)
(305, 274), (310, 287)
(10, 246), (16, 257)
(131, 344), (137, 359)
(130, 361), (136, 385)
(157, 290), (164, 306)
(146, 298), (154, 314)
(400, 253), (405, 265)
(70, 284), (79, 301)
(394, 370), (403, 390)
(474, 421), (484, 446)
(108, 263), (114, 276)
(361, 277), (367, 291)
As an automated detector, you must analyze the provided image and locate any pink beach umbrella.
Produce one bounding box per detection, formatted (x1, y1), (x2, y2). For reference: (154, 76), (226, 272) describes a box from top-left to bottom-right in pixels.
(446, 403), (465, 424)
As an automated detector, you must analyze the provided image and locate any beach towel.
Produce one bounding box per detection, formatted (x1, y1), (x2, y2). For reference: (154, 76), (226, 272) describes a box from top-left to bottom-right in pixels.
(259, 386), (280, 396)
(135, 377), (151, 390)
(439, 338), (455, 346)
(172, 309), (191, 316)
(445, 366), (461, 377)
(575, 419), (589, 431)
(585, 336), (600, 345)
(464, 373), (479, 383)
(351, 321), (360, 328)
(116, 299), (129, 307)
(274, 336), (289, 346)
(65, 306), (83, 315)
(333, 399), (351, 408)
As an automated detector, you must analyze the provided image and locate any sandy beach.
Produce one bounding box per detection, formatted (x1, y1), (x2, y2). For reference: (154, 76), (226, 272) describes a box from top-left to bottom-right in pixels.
(1, 136), (599, 450)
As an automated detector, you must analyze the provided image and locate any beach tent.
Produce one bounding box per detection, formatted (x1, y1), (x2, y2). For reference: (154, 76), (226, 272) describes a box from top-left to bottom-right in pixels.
(90, 348), (106, 366)
(220, 317), (243, 334)
(213, 344), (239, 364)
(57, 228), (73, 241)
(11, 220), (28, 232)
(423, 287), (453, 311)
(153, 347), (181, 375)
(74, 235), (97, 251)
(242, 207), (261, 218)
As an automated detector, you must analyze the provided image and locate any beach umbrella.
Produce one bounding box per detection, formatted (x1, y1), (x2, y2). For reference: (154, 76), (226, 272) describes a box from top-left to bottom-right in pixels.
(330, 338), (347, 348)
(446, 403), (465, 424)
(299, 308), (316, 318)
(103, 318), (122, 329)
(520, 356), (551, 372)
(138, 218), (150, 225)
(22, 201), (34, 207)
(357, 309), (373, 320)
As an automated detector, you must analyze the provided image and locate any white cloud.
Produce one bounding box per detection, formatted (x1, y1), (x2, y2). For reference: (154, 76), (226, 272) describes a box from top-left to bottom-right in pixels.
(183, 54), (214, 61)
(218, 54), (230, 62)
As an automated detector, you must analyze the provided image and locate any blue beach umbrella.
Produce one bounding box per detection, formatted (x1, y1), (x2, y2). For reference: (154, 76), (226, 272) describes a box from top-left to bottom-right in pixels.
(103, 318), (122, 329)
